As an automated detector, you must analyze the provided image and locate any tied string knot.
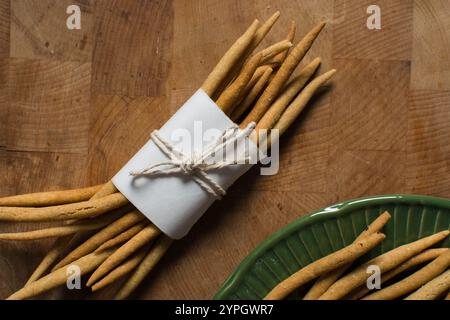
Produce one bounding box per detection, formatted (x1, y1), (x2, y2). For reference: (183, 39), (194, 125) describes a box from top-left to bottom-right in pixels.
(129, 122), (256, 199)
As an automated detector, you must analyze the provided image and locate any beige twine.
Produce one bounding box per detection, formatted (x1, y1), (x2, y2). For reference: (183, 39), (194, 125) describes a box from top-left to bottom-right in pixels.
(130, 122), (256, 199)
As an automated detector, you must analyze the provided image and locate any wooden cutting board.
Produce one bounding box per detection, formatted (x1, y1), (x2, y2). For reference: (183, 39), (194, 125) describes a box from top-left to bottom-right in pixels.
(0, 0), (449, 299)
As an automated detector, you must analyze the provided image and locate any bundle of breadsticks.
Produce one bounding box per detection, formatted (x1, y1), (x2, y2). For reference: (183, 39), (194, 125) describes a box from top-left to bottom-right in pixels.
(0, 12), (336, 300)
(264, 211), (450, 300)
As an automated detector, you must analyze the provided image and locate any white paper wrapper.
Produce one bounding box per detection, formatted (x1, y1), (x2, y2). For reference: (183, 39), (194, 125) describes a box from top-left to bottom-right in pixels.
(112, 89), (258, 239)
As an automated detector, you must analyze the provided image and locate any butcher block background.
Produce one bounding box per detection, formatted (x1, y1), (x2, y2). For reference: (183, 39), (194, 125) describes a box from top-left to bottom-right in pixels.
(0, 0), (449, 299)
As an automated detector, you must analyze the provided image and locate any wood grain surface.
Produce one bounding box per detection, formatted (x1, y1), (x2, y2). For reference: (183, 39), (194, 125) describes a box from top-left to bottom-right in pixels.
(0, 0), (449, 299)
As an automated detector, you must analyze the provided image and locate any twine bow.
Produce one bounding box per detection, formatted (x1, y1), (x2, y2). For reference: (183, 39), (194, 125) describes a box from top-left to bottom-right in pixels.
(130, 122), (256, 199)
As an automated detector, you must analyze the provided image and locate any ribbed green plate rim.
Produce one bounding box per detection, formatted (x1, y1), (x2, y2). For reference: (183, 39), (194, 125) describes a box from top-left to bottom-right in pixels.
(214, 194), (450, 300)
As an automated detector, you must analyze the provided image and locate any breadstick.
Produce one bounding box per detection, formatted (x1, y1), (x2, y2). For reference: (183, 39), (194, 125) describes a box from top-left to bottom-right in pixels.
(0, 210), (124, 240)
(241, 21), (326, 127)
(244, 66), (269, 92)
(231, 67), (273, 122)
(362, 251), (450, 300)
(91, 243), (151, 292)
(214, 12), (281, 100)
(26, 180), (118, 284)
(259, 40), (293, 65)
(25, 236), (73, 285)
(304, 211), (391, 300)
(52, 210), (145, 270)
(7, 250), (113, 300)
(405, 269), (450, 300)
(319, 230), (450, 300)
(273, 69), (336, 137)
(114, 235), (173, 300)
(264, 232), (386, 300)
(95, 221), (148, 253)
(0, 192), (128, 222)
(216, 52), (262, 113)
(228, 65), (271, 116)
(251, 12), (281, 50)
(202, 19), (260, 97)
(256, 57), (321, 132)
(268, 21), (296, 67)
(86, 225), (161, 286)
(347, 248), (449, 300)
(217, 40), (292, 114)
(0, 184), (102, 207)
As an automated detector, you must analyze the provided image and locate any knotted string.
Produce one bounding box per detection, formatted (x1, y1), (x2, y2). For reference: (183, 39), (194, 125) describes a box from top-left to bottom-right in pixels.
(130, 122), (256, 199)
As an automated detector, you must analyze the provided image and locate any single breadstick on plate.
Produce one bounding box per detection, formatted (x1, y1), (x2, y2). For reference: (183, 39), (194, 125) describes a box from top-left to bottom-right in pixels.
(86, 225), (160, 287)
(0, 210), (124, 241)
(348, 248), (449, 300)
(264, 232), (386, 300)
(25, 180), (118, 284)
(91, 243), (152, 292)
(268, 21), (296, 67)
(0, 184), (102, 207)
(217, 40), (292, 114)
(405, 269), (450, 300)
(363, 250), (450, 300)
(0, 192), (128, 222)
(202, 19), (260, 97)
(115, 235), (174, 300)
(7, 249), (113, 300)
(95, 221), (148, 253)
(319, 230), (450, 300)
(256, 57), (321, 132)
(304, 211), (391, 300)
(231, 66), (273, 122)
(273, 69), (336, 137)
(52, 210), (145, 270)
(241, 21), (326, 127)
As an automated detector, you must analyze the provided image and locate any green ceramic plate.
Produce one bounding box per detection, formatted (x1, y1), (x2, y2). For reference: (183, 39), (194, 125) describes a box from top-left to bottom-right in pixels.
(214, 194), (450, 300)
